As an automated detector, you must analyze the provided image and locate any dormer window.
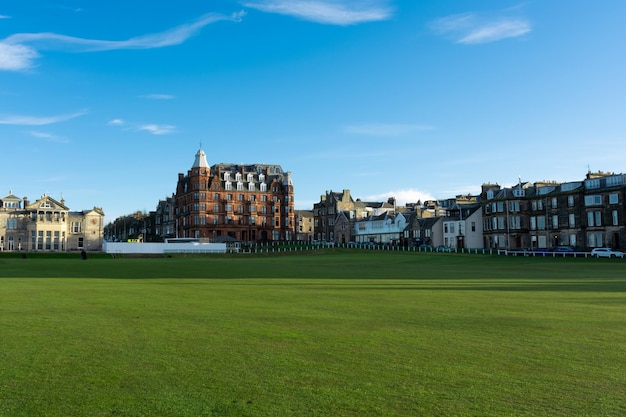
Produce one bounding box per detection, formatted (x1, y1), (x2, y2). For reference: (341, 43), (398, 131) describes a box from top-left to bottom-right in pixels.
(486, 190), (494, 200)
(235, 172), (242, 181)
(237, 181), (243, 191)
(248, 182), (256, 192)
(225, 181), (232, 191)
(513, 188), (525, 197)
(247, 173), (254, 182)
(259, 174), (265, 182)
(260, 183), (267, 192)
(224, 172), (231, 181)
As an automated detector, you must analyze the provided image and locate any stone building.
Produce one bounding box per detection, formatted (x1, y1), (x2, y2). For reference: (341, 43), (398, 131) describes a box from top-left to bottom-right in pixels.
(174, 149), (295, 242)
(480, 171), (626, 251)
(0, 192), (104, 252)
(295, 210), (314, 242)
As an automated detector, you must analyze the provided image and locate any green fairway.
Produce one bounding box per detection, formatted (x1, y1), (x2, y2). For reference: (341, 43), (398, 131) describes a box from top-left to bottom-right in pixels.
(1, 252), (625, 416)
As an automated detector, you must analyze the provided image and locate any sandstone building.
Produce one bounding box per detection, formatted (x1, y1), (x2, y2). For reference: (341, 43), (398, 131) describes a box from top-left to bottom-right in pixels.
(174, 149), (295, 242)
(0, 192), (104, 252)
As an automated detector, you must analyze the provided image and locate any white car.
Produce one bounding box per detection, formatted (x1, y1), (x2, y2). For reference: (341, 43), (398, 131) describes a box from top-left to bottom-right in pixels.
(590, 248), (625, 258)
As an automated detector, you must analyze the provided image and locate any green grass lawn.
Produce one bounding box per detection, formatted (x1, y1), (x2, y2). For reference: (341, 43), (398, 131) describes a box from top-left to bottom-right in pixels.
(0, 251), (625, 416)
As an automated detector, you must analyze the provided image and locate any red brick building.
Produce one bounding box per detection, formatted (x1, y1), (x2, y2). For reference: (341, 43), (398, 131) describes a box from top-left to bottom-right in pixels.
(174, 149), (295, 242)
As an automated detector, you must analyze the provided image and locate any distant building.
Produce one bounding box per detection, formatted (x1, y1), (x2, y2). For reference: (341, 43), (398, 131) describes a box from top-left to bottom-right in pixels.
(295, 210), (314, 242)
(480, 171), (626, 251)
(0, 192), (104, 252)
(174, 149), (295, 242)
(313, 189), (395, 243)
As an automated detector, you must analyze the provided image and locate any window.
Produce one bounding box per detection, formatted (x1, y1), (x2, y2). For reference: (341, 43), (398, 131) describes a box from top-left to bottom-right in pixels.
(509, 201), (520, 212)
(552, 215), (559, 229)
(586, 179), (600, 189)
(587, 211), (602, 227)
(585, 195), (602, 206)
(588, 232), (603, 247)
(568, 195), (574, 207)
(237, 182), (243, 191)
(6, 218), (17, 229)
(497, 217), (504, 230)
(569, 213), (575, 228)
(214, 193), (220, 200)
(537, 216), (546, 230)
(551, 197), (557, 208)
(225, 181), (232, 191)
(248, 183), (255, 192)
(78, 237), (84, 248)
(612, 210), (619, 226)
(72, 221), (82, 233)
(609, 193), (619, 204)
(260, 183), (267, 192)
(607, 176), (623, 186)
(471, 221), (476, 232)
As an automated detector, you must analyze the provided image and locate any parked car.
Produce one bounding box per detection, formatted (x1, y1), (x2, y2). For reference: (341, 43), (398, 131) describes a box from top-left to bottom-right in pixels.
(435, 245), (452, 253)
(508, 248), (530, 256)
(554, 246), (575, 253)
(590, 248), (625, 258)
(418, 244), (433, 251)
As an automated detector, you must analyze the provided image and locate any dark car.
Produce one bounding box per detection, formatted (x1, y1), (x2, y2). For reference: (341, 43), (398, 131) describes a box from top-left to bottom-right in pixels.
(554, 246), (574, 252)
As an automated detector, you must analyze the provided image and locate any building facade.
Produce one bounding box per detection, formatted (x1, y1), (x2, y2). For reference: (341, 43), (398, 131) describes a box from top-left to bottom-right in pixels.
(0, 192), (104, 252)
(295, 210), (314, 242)
(480, 172), (626, 251)
(174, 149), (295, 242)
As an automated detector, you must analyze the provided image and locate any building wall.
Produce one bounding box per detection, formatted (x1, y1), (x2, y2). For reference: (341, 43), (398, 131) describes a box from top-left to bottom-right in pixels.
(174, 151), (295, 242)
(0, 194), (104, 252)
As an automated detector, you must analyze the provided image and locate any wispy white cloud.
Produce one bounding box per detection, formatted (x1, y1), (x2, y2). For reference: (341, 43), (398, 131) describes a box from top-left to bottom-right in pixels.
(0, 110), (86, 125)
(343, 123), (433, 136)
(365, 189), (436, 205)
(140, 94), (175, 100)
(0, 42), (39, 71)
(136, 124), (176, 135)
(0, 14), (10, 19)
(431, 11), (531, 44)
(242, 0), (392, 25)
(108, 118), (125, 126)
(108, 118), (175, 135)
(0, 11), (245, 71)
(30, 131), (70, 143)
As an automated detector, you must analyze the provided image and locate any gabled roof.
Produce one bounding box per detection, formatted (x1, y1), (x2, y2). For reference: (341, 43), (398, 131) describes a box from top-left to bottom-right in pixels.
(1, 191), (21, 202)
(25, 195), (69, 211)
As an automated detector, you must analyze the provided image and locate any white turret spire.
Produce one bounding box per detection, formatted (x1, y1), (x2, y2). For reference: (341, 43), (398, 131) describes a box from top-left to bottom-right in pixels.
(192, 148), (209, 168)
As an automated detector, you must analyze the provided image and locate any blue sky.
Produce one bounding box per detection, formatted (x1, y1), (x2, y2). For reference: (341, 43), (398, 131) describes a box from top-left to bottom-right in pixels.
(1, 1), (625, 222)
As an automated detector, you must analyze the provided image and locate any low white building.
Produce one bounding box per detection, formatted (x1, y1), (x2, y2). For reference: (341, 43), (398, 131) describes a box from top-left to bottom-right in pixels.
(353, 212), (408, 245)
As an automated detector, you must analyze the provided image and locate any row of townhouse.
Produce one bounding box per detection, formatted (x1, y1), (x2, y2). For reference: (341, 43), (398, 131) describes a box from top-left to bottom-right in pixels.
(304, 171), (626, 251)
(481, 171), (626, 250)
(0, 191), (105, 252)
